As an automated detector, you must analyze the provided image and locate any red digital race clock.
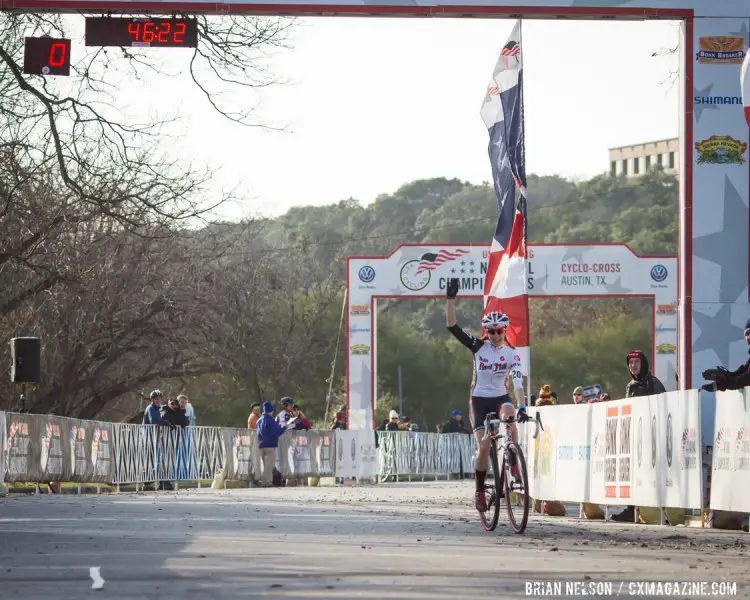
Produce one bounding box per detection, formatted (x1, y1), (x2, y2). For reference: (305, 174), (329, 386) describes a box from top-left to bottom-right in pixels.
(85, 18), (199, 48)
(23, 37), (71, 76)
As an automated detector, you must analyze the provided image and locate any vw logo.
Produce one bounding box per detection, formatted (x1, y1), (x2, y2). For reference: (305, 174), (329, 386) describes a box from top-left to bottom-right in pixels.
(666, 413), (673, 467)
(358, 266), (375, 283)
(650, 264), (668, 282)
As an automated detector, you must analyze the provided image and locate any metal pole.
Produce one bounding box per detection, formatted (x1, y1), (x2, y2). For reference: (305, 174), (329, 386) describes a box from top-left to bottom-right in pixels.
(398, 365), (403, 416)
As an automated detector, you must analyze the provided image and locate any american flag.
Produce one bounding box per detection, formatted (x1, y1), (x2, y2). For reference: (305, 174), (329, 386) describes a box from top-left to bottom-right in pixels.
(415, 248), (469, 274)
(479, 20), (529, 371)
(501, 40), (520, 57)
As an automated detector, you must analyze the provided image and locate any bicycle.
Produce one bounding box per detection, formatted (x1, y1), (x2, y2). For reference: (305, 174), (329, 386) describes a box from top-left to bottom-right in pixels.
(478, 409), (544, 534)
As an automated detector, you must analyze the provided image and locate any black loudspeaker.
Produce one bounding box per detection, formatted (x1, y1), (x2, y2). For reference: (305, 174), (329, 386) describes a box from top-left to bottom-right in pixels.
(10, 337), (40, 383)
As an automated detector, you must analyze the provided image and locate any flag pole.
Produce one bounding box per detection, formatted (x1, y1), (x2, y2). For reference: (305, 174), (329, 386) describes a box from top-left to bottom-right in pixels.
(516, 17), (533, 407)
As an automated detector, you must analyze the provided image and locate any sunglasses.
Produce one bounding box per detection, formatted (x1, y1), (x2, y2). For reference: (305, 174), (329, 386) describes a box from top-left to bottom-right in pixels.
(487, 328), (506, 335)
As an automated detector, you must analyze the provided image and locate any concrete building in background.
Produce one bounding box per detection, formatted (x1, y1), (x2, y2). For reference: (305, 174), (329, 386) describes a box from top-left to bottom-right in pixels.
(609, 138), (678, 177)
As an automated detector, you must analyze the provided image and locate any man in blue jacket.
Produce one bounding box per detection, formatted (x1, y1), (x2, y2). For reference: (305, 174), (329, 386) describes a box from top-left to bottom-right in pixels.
(257, 402), (295, 486)
(142, 389), (174, 490)
(143, 390), (171, 426)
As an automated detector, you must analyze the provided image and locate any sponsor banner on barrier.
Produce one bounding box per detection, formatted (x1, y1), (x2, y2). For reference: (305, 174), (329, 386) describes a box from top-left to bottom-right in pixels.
(662, 390), (702, 509)
(549, 405), (592, 503)
(222, 428), (256, 480)
(71, 420), (115, 483)
(710, 388), (750, 513)
(334, 430), (378, 478)
(521, 392), (703, 509)
(5, 413), (39, 482)
(588, 392), (702, 508)
(590, 400), (633, 506)
(3, 414), (117, 483)
(279, 430), (335, 477)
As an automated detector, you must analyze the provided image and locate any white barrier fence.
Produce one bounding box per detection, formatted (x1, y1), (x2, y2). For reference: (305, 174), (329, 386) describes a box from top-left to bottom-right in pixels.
(518, 389), (704, 509)
(5, 387), (750, 522)
(710, 387), (750, 513)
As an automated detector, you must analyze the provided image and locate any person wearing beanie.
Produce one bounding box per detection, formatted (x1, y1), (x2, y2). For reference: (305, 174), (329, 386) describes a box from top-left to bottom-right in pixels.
(702, 317), (750, 391)
(572, 386), (585, 404)
(535, 385), (556, 407)
(385, 410), (400, 431)
(442, 409), (470, 434)
(256, 401), (295, 486)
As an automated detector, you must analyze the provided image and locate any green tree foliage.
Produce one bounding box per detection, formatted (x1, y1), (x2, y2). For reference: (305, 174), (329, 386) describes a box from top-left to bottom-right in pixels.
(6, 165), (676, 430)
(180, 168), (677, 427)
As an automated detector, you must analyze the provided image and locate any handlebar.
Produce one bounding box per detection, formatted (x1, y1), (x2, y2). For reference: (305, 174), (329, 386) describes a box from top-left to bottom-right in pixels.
(481, 409), (544, 442)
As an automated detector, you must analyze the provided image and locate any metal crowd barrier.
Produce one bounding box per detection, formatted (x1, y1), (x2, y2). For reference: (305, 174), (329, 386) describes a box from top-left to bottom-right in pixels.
(0, 411), (475, 486)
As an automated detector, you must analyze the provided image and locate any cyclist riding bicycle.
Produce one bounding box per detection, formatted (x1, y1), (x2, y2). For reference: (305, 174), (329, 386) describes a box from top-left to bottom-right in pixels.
(444, 277), (527, 512)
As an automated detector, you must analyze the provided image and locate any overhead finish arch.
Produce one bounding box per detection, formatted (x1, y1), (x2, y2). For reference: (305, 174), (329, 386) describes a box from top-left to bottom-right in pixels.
(347, 243), (677, 429)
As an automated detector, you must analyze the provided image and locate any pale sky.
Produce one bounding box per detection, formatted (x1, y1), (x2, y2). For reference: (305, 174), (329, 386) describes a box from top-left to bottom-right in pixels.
(52, 16), (680, 220)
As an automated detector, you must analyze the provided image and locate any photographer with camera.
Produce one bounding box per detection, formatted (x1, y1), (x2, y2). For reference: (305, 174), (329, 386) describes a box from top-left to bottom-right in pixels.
(702, 318), (750, 392)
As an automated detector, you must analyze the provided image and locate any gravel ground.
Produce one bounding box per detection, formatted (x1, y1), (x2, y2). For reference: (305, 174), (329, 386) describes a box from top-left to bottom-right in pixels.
(0, 480), (746, 599)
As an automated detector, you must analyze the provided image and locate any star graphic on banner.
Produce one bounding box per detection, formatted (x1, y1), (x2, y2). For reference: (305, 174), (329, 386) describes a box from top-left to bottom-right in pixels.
(730, 22), (750, 47)
(693, 176), (749, 303)
(351, 359), (372, 389)
(694, 83), (718, 122)
(604, 276), (634, 294)
(692, 304), (746, 366)
(560, 246), (591, 264)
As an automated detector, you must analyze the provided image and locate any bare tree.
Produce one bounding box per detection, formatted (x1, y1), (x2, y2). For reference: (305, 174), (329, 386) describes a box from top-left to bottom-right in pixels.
(0, 13), (297, 416)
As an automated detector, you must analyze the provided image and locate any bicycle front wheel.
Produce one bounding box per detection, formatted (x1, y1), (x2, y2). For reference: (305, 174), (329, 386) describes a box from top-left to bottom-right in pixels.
(504, 441), (530, 534)
(479, 439), (502, 532)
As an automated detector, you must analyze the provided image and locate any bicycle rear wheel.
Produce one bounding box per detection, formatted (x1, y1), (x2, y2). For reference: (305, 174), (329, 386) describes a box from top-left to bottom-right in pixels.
(503, 441), (530, 534)
(479, 439), (502, 532)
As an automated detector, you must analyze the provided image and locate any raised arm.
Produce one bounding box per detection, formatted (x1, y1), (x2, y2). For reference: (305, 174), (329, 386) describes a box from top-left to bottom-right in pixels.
(445, 278), (483, 353)
(445, 278), (458, 327)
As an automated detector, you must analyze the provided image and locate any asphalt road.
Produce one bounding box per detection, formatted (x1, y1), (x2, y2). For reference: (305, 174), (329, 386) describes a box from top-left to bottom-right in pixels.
(0, 481), (747, 599)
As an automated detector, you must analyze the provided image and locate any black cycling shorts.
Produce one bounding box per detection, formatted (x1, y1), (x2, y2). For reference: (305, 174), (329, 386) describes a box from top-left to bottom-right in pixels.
(470, 395), (514, 432)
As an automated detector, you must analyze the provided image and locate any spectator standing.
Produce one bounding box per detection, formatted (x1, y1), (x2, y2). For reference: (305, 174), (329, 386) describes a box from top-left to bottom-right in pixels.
(276, 397), (295, 426)
(702, 317), (750, 391)
(143, 390), (170, 426)
(247, 403), (261, 429)
(290, 405), (312, 430)
(161, 397), (188, 428)
(625, 350), (666, 398)
(332, 411), (347, 430)
(572, 386), (586, 404)
(178, 394), (195, 426)
(442, 409), (470, 434)
(612, 351), (666, 523)
(257, 402), (294, 486)
(385, 410), (400, 431)
(143, 390), (174, 491)
(535, 385), (556, 407)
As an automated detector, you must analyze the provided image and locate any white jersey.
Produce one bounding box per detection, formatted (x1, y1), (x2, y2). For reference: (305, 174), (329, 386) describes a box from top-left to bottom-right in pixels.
(448, 325), (524, 397)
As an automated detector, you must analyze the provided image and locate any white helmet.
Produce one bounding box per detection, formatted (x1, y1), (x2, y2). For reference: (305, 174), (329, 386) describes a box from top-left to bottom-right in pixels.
(389, 410), (399, 419)
(481, 312), (510, 330)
